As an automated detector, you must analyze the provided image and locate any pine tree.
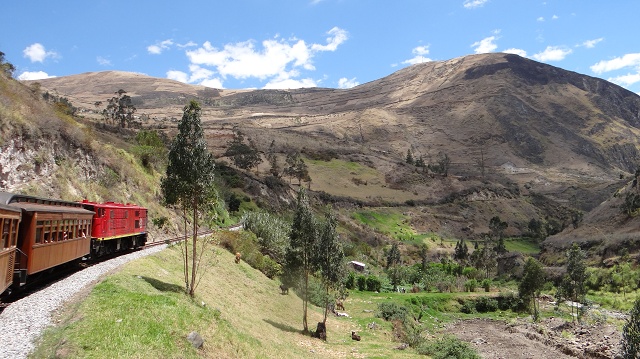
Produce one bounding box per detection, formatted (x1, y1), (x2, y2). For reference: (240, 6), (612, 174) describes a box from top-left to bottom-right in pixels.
(405, 149), (414, 165)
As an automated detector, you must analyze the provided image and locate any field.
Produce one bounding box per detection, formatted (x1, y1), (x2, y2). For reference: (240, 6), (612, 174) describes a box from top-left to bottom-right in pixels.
(28, 237), (632, 359)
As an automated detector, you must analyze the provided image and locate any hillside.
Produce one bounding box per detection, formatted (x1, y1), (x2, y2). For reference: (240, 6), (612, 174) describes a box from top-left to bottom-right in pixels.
(24, 53), (640, 258)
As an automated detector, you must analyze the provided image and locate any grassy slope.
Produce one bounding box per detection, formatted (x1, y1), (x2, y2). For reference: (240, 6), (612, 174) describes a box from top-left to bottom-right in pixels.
(31, 245), (424, 359)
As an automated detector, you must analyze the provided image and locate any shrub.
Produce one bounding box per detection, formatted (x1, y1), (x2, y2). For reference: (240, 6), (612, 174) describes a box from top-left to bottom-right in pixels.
(345, 271), (356, 289)
(417, 336), (481, 359)
(356, 275), (367, 291)
(377, 302), (410, 322)
(366, 275), (382, 292)
(464, 279), (478, 292)
(481, 279), (492, 292)
(460, 301), (477, 314)
(475, 297), (499, 313)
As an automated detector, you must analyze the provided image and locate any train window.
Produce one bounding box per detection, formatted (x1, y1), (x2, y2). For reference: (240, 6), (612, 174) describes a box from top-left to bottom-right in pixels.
(110, 210), (115, 219)
(11, 219), (18, 246)
(36, 220), (44, 244)
(1, 219), (7, 249)
(135, 219), (140, 228)
(125, 211), (128, 219)
(135, 210), (140, 217)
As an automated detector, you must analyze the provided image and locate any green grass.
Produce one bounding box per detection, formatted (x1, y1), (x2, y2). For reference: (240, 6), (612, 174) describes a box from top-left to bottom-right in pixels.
(352, 209), (419, 242)
(31, 245), (428, 358)
(503, 238), (541, 254)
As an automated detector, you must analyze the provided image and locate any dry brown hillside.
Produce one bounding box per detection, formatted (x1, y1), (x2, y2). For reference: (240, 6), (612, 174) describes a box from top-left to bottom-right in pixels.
(26, 53), (640, 256)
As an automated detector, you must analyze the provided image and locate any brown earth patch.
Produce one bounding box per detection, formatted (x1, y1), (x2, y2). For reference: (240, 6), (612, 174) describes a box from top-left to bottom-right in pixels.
(444, 317), (622, 359)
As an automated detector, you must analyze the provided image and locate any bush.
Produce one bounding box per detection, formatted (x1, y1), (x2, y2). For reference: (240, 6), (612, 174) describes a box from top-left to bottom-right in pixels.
(366, 275), (382, 292)
(356, 275), (367, 291)
(345, 271), (356, 289)
(460, 301), (477, 314)
(417, 336), (481, 359)
(464, 279), (478, 292)
(377, 302), (410, 322)
(475, 297), (499, 313)
(481, 279), (492, 292)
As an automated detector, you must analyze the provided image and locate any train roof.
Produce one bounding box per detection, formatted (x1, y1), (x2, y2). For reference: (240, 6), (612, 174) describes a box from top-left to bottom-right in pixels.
(0, 203), (22, 214)
(0, 192), (84, 208)
(0, 192), (93, 215)
(80, 199), (147, 210)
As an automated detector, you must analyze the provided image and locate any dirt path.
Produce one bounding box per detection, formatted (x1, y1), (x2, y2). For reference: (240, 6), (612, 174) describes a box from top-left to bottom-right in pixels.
(444, 317), (621, 359)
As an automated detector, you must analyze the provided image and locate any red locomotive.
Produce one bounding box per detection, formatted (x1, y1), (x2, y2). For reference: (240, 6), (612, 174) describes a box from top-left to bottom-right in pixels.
(81, 200), (147, 257)
(0, 192), (148, 296)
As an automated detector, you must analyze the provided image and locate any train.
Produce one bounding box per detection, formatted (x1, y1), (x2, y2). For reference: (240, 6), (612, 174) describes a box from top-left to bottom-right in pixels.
(0, 192), (148, 296)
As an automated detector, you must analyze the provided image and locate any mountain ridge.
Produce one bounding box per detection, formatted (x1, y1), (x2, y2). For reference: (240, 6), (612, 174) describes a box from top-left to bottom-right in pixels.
(23, 53), (640, 257)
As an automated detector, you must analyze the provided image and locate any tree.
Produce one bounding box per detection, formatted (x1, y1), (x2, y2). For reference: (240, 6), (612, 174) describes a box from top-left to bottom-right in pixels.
(405, 149), (414, 165)
(267, 140), (281, 177)
(161, 100), (217, 297)
(437, 152), (451, 176)
(284, 151), (309, 185)
(386, 243), (402, 291)
(224, 130), (263, 171)
(314, 208), (345, 327)
(489, 216), (508, 255)
(283, 188), (318, 334)
(102, 89), (136, 128)
(0, 51), (15, 77)
(560, 243), (587, 322)
(622, 298), (640, 359)
(454, 239), (469, 263)
(519, 257), (546, 321)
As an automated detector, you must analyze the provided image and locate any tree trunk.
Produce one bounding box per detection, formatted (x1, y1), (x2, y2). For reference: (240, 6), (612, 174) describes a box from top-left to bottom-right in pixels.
(183, 206), (189, 293)
(189, 200), (198, 297)
(302, 270), (309, 333)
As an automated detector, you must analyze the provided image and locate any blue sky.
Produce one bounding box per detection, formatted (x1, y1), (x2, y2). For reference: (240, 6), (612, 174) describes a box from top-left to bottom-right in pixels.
(3, 1), (640, 93)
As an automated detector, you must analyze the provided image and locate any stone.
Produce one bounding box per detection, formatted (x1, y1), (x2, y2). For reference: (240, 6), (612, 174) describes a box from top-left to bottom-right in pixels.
(187, 331), (204, 349)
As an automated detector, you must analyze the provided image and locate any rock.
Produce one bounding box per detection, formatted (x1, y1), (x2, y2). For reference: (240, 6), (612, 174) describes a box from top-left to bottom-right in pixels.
(187, 331), (204, 349)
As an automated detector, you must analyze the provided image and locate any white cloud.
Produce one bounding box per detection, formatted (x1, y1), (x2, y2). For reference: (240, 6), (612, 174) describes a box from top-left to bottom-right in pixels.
(463, 0), (488, 9)
(166, 70), (189, 83)
(537, 16), (545, 22)
(503, 48), (528, 57)
(264, 77), (317, 89)
(17, 71), (56, 81)
(311, 27), (348, 52)
(200, 78), (224, 88)
(608, 72), (640, 87)
(552, 15), (559, 20)
(97, 56), (112, 66)
(402, 45), (433, 65)
(581, 38), (603, 49)
(23, 43), (57, 63)
(338, 77), (359, 89)
(471, 36), (498, 54)
(188, 64), (214, 83)
(590, 53), (640, 74)
(147, 39), (174, 55)
(184, 27), (348, 88)
(532, 46), (572, 61)
(177, 41), (197, 48)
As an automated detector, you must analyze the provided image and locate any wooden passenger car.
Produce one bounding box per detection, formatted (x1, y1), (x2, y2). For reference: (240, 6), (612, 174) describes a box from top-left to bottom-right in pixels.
(0, 192), (94, 287)
(0, 204), (21, 295)
(81, 200), (147, 256)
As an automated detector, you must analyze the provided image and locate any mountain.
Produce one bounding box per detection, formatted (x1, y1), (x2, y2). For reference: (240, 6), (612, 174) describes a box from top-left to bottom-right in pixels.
(25, 53), (640, 259)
